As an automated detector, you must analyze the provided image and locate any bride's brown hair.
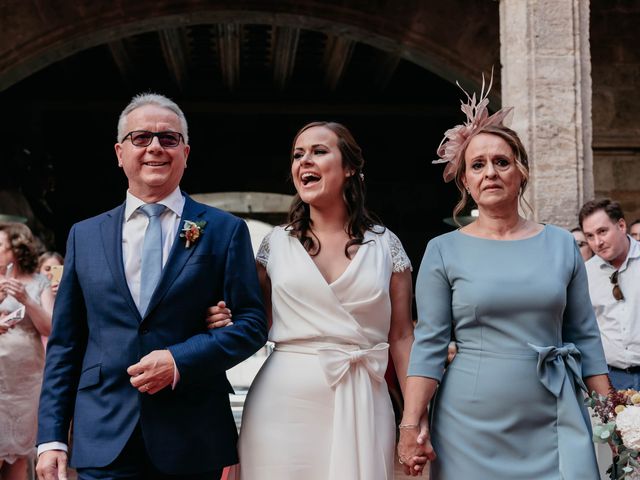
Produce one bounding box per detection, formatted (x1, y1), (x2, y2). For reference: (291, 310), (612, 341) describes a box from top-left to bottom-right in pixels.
(286, 121), (382, 258)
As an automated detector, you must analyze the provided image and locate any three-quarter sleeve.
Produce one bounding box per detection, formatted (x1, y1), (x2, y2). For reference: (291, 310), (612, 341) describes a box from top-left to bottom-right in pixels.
(408, 238), (452, 381)
(562, 240), (608, 377)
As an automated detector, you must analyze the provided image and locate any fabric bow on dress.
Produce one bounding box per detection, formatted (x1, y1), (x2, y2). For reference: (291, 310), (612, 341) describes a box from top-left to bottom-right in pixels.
(529, 342), (587, 396)
(317, 342), (391, 480)
(528, 342), (596, 478)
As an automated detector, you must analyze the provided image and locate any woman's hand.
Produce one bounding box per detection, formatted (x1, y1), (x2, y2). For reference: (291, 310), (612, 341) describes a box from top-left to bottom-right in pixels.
(2, 278), (30, 305)
(397, 416), (436, 476)
(0, 312), (13, 335)
(446, 341), (457, 365)
(205, 301), (233, 329)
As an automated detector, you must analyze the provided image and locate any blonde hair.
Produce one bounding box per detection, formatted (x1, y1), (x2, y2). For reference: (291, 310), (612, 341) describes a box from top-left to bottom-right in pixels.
(452, 124), (532, 225)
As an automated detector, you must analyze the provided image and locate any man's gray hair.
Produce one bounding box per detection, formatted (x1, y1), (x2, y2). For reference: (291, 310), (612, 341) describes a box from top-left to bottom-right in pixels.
(117, 92), (189, 144)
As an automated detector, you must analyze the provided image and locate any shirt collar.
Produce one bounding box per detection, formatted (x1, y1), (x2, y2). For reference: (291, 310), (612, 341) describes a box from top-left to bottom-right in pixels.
(124, 187), (185, 220)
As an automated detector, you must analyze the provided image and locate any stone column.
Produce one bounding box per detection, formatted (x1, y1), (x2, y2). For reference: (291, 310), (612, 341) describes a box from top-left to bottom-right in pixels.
(500, 0), (593, 228)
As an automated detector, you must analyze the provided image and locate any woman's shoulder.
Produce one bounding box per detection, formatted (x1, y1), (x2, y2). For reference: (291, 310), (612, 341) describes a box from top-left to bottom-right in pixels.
(541, 223), (575, 244)
(424, 230), (459, 247)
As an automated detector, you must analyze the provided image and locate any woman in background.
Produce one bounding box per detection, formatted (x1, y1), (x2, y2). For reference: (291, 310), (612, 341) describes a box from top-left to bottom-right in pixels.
(571, 227), (594, 262)
(37, 250), (64, 296)
(0, 222), (54, 480)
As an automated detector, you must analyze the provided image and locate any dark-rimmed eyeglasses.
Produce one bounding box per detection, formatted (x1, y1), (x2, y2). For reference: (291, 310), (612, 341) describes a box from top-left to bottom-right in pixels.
(121, 130), (184, 148)
(610, 270), (624, 301)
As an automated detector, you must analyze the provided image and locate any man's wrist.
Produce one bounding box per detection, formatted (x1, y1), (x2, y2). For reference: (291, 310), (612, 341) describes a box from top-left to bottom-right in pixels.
(37, 441), (68, 456)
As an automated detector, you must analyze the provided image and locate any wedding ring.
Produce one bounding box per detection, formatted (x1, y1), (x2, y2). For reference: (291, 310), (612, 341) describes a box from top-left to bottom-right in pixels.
(143, 384), (150, 391)
(399, 457), (405, 465)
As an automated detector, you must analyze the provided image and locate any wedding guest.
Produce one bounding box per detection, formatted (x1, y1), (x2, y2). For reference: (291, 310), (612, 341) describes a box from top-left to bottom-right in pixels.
(209, 121), (416, 479)
(0, 222), (54, 480)
(397, 77), (611, 479)
(629, 218), (640, 241)
(571, 227), (594, 262)
(37, 251), (64, 296)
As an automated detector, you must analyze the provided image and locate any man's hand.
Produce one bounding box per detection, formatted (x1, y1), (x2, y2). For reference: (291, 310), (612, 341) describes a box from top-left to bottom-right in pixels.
(36, 450), (68, 480)
(205, 300), (233, 329)
(127, 350), (175, 394)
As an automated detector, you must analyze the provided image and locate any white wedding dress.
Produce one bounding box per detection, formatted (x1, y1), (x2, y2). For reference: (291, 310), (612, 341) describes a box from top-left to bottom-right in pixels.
(235, 225), (411, 480)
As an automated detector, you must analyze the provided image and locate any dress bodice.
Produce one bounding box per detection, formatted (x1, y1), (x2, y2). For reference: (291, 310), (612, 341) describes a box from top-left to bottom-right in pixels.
(409, 224), (607, 381)
(258, 226), (411, 347)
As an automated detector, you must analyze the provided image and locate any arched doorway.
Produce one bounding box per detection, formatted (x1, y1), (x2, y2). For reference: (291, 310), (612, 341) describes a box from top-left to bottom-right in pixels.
(0, 2), (500, 269)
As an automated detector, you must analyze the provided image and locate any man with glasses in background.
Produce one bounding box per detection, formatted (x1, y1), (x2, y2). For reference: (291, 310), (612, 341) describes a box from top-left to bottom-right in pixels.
(579, 198), (640, 390)
(36, 93), (267, 480)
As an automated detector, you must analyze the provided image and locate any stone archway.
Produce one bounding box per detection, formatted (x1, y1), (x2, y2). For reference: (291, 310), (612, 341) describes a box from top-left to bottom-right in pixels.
(0, 1), (499, 94)
(0, 1), (503, 261)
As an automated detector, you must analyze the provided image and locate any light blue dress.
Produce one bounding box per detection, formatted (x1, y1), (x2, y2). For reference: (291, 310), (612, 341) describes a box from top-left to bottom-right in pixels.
(408, 225), (608, 480)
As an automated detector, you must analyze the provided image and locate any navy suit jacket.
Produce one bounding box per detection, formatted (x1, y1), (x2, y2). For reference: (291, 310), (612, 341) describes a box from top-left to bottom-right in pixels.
(37, 194), (267, 474)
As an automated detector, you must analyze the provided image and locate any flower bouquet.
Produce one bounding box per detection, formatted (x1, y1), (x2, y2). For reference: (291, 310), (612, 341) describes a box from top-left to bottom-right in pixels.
(588, 388), (640, 479)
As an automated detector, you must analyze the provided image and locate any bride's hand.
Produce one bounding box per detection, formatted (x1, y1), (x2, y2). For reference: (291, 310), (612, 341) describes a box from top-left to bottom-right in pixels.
(398, 420), (436, 476)
(205, 301), (233, 329)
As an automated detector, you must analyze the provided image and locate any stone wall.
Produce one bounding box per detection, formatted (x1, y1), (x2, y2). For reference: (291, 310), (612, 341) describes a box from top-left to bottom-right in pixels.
(591, 0), (640, 223)
(500, 0), (592, 228)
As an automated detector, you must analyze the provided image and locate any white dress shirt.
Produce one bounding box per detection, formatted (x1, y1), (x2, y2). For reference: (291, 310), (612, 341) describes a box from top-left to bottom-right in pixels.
(122, 188), (184, 308)
(38, 188), (185, 456)
(585, 236), (640, 368)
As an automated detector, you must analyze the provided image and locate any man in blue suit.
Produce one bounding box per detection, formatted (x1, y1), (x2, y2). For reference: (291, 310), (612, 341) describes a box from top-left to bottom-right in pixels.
(36, 93), (268, 480)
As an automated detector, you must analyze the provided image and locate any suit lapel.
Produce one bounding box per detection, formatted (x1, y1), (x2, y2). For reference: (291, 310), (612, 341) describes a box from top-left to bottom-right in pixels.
(101, 204), (141, 319)
(143, 194), (206, 318)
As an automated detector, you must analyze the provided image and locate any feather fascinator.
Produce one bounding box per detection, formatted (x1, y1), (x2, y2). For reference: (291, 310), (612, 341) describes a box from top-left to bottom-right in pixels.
(434, 71), (514, 182)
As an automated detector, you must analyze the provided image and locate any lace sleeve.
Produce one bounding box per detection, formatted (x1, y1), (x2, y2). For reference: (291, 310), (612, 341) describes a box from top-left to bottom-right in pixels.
(256, 229), (273, 267)
(387, 230), (413, 273)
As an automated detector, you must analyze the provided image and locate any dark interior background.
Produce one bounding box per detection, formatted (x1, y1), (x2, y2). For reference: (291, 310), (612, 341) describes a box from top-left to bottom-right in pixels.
(0, 25), (479, 273)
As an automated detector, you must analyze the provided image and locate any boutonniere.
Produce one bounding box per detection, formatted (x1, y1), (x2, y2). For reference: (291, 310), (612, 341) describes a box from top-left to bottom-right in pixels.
(180, 220), (206, 248)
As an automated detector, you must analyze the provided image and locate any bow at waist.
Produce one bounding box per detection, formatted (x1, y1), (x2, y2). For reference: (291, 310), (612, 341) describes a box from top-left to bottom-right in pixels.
(317, 343), (389, 387)
(528, 342), (586, 397)
(274, 341), (390, 387)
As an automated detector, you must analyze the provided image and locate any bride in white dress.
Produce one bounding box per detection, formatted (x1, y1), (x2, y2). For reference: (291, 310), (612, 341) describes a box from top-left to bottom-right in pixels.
(211, 121), (416, 479)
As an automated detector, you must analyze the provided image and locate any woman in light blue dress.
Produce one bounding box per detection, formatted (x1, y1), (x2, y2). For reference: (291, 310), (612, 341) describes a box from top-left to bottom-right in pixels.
(397, 81), (611, 479)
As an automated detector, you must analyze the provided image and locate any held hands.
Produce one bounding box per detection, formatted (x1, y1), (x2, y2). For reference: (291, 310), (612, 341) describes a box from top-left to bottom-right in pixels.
(397, 414), (436, 476)
(36, 449), (68, 480)
(127, 350), (175, 394)
(205, 300), (233, 329)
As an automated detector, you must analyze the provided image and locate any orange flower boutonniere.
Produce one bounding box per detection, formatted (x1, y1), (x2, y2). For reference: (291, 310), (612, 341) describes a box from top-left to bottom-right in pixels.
(180, 220), (206, 248)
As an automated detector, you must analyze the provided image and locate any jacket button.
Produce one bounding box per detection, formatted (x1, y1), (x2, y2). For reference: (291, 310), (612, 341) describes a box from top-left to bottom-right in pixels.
(140, 328), (149, 335)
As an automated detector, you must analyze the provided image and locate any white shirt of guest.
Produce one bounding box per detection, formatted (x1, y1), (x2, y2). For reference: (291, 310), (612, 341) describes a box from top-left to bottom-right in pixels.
(123, 188), (184, 309)
(585, 236), (640, 369)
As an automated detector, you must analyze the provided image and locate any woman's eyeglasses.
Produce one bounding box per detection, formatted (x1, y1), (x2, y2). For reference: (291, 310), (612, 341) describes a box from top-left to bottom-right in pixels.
(121, 130), (184, 148)
(609, 270), (624, 301)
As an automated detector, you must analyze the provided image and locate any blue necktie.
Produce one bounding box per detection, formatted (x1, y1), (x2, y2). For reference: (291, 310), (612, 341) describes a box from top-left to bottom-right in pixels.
(139, 203), (166, 315)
